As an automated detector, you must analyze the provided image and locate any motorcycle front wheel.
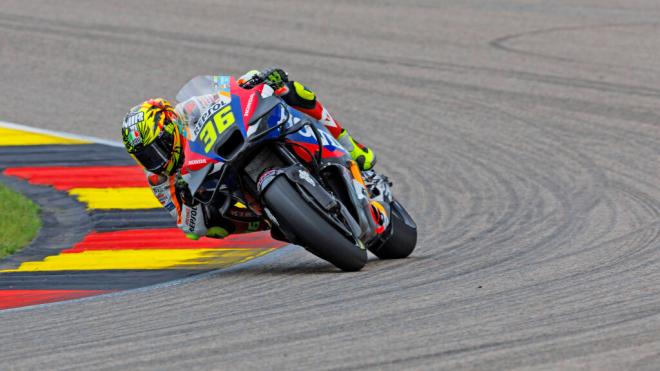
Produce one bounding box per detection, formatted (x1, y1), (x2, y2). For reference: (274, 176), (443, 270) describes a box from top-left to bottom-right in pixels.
(262, 175), (367, 272)
(369, 201), (417, 259)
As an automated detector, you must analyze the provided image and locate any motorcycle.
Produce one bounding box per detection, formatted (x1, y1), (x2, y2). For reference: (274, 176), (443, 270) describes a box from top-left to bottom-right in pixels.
(175, 75), (417, 271)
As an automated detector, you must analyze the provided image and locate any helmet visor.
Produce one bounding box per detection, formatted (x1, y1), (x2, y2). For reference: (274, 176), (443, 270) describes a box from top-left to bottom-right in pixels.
(133, 130), (174, 173)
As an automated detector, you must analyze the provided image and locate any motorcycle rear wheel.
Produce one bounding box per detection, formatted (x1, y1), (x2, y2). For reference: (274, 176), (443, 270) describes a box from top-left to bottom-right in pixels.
(262, 176), (367, 272)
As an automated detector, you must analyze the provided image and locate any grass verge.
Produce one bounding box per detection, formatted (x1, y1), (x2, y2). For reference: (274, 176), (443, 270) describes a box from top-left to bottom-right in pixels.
(0, 184), (41, 259)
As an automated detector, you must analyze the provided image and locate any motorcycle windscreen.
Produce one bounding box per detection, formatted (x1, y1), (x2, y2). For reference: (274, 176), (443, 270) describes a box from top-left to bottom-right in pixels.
(176, 75), (231, 103)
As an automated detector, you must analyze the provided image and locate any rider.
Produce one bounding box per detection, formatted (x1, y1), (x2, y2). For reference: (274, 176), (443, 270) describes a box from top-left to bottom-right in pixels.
(121, 68), (377, 240)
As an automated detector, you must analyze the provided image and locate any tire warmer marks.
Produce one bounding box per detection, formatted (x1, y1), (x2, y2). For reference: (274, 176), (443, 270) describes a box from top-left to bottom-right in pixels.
(0, 126), (286, 310)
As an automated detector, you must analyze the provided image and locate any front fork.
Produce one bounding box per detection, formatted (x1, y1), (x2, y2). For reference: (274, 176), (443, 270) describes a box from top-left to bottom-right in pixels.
(248, 143), (387, 245)
(345, 160), (385, 241)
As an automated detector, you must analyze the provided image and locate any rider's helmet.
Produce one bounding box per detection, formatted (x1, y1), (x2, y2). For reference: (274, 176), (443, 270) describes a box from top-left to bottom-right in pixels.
(121, 98), (184, 175)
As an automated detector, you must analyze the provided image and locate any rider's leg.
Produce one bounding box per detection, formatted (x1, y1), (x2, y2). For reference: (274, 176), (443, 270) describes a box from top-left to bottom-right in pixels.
(283, 81), (377, 170)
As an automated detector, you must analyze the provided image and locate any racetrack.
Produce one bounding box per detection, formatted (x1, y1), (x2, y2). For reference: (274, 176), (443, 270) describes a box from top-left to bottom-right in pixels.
(1, 0), (660, 369)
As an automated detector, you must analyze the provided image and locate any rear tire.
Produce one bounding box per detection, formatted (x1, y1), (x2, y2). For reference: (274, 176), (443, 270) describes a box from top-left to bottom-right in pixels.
(370, 203), (417, 259)
(262, 176), (367, 271)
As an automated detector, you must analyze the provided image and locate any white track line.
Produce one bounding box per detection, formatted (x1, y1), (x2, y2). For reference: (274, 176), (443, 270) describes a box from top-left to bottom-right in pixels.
(0, 246), (295, 315)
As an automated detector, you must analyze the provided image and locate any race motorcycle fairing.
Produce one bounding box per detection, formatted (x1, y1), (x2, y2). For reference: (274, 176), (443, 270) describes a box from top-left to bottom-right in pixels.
(174, 75), (417, 271)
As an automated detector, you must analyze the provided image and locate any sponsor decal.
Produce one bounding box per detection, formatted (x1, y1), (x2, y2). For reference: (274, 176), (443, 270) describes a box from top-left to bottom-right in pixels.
(152, 183), (170, 206)
(192, 101), (230, 139)
(184, 206), (197, 231)
(244, 92), (256, 118)
(229, 208), (258, 219)
(213, 76), (231, 93)
(297, 125), (341, 148)
(187, 158), (208, 166)
(257, 168), (279, 191)
(298, 170), (315, 187)
(320, 107), (337, 127)
(197, 94), (218, 107)
(128, 125), (142, 146)
(155, 192), (168, 205)
(123, 111), (144, 127)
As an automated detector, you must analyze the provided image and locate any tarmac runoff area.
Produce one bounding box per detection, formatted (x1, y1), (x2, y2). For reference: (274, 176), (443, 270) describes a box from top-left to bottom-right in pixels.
(0, 123), (285, 311)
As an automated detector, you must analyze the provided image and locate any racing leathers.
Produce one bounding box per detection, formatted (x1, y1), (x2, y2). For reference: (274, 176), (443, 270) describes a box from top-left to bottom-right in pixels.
(144, 169), (265, 239)
(147, 70), (370, 239)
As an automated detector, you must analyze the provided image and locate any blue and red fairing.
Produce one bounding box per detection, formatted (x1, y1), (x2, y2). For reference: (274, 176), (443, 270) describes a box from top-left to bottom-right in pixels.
(180, 75), (349, 175)
(283, 105), (349, 162)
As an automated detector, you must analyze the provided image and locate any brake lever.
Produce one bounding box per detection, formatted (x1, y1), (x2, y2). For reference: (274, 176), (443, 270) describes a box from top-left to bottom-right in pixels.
(238, 73), (267, 89)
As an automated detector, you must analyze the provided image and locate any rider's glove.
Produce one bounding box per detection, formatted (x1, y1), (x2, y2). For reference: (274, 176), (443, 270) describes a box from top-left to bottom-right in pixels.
(238, 68), (289, 94)
(179, 203), (208, 240)
(262, 68), (289, 90)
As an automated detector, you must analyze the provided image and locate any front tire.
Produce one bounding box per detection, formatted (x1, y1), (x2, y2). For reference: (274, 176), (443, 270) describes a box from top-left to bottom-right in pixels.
(370, 202), (417, 259)
(262, 176), (367, 271)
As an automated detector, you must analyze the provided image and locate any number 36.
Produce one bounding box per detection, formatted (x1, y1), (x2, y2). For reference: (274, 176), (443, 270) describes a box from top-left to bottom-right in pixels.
(199, 105), (235, 153)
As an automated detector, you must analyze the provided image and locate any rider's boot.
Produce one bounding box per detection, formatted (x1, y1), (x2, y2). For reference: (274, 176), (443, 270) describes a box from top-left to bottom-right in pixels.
(362, 170), (392, 235)
(338, 129), (377, 171)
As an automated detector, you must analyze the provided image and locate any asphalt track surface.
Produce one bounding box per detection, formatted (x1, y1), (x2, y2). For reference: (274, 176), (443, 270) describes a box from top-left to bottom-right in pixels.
(0, 0), (659, 369)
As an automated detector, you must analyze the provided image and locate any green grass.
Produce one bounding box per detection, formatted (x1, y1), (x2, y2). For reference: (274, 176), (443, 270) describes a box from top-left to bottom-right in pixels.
(0, 184), (41, 259)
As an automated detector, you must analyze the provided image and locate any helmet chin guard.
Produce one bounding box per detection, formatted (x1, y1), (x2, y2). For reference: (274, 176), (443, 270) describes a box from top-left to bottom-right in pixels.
(122, 98), (183, 174)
